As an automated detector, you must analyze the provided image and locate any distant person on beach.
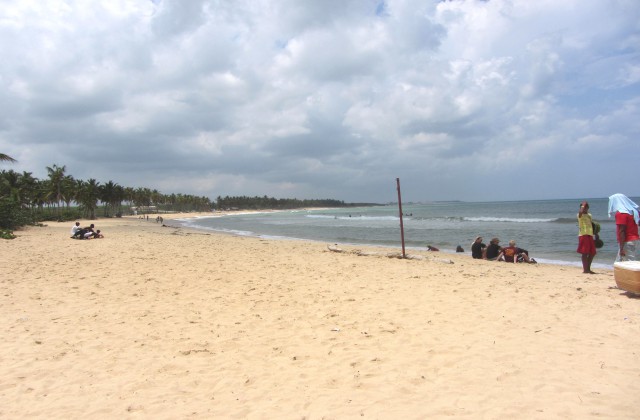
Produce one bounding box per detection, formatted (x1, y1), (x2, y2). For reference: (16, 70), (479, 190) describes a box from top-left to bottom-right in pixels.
(471, 236), (486, 259)
(82, 225), (97, 239)
(456, 245), (464, 253)
(496, 240), (535, 263)
(608, 193), (640, 262)
(72, 223), (95, 239)
(427, 245), (439, 251)
(485, 238), (502, 260)
(577, 201), (597, 274)
(70, 221), (81, 237)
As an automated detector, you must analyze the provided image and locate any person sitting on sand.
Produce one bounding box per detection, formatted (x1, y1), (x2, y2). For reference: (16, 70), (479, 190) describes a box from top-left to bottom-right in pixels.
(485, 238), (502, 260)
(70, 221), (81, 237)
(496, 240), (536, 263)
(72, 223), (95, 239)
(471, 236), (486, 259)
(427, 245), (439, 251)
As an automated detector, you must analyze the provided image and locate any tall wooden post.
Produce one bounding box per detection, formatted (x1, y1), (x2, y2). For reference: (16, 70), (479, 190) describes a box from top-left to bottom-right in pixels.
(396, 178), (406, 258)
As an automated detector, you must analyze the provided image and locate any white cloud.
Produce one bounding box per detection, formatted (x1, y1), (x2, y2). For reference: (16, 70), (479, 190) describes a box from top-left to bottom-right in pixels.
(1, 0), (638, 202)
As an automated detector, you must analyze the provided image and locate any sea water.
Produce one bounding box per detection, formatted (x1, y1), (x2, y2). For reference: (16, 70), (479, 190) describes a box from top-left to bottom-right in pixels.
(174, 198), (637, 269)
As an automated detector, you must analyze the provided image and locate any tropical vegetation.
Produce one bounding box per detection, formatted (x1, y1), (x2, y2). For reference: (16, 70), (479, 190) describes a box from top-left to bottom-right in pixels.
(215, 195), (362, 210)
(0, 153), (17, 163)
(0, 162), (213, 233)
(1, 156), (374, 237)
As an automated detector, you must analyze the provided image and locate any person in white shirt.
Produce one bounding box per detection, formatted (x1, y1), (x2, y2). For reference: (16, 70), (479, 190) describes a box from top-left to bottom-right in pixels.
(70, 221), (81, 237)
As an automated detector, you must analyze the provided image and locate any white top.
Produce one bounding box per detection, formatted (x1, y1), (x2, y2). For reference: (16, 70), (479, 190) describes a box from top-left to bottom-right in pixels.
(613, 261), (640, 271)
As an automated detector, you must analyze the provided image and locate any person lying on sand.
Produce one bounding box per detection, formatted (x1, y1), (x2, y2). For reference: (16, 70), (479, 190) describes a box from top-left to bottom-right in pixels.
(85, 229), (104, 239)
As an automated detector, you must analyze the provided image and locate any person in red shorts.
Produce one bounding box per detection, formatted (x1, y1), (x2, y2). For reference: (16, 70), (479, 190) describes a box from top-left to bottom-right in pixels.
(608, 193), (640, 262)
(577, 201), (596, 274)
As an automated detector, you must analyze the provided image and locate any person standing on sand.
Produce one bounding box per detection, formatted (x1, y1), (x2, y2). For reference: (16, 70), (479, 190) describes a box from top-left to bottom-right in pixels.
(608, 193), (640, 262)
(577, 201), (596, 274)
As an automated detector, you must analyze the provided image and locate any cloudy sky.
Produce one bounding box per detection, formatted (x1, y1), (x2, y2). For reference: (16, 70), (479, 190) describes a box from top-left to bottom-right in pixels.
(1, 0), (639, 203)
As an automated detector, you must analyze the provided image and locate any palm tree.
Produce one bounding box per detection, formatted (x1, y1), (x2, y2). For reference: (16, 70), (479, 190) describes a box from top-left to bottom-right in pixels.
(60, 175), (76, 209)
(0, 170), (22, 203)
(134, 187), (153, 213)
(0, 154), (17, 163)
(46, 164), (66, 219)
(77, 179), (101, 219)
(100, 181), (124, 217)
(18, 171), (39, 219)
(113, 184), (125, 216)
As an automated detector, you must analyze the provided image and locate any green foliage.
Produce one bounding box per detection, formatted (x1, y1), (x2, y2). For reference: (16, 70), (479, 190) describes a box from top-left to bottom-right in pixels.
(57, 208), (84, 222)
(214, 195), (370, 210)
(0, 198), (32, 230)
(0, 153), (17, 163)
(0, 229), (16, 239)
(1, 163), (366, 232)
(0, 166), (214, 229)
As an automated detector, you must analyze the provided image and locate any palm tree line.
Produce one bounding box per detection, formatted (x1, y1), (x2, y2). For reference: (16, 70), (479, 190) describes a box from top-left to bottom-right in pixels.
(215, 195), (349, 210)
(1, 154), (370, 232)
(0, 161), (212, 229)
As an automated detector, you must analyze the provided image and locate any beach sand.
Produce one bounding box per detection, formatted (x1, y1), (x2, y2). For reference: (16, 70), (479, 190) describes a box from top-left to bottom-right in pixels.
(1, 215), (638, 419)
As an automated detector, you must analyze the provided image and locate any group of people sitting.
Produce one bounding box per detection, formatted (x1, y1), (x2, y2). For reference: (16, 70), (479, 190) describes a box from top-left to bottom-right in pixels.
(471, 236), (536, 263)
(70, 222), (104, 240)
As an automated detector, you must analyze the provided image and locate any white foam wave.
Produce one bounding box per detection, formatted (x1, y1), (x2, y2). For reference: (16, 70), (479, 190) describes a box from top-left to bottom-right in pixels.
(180, 224), (255, 237)
(464, 217), (558, 223)
(306, 215), (398, 221)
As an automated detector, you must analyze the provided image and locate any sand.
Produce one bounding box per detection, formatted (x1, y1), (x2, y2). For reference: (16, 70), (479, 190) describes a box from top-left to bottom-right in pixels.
(1, 214), (638, 419)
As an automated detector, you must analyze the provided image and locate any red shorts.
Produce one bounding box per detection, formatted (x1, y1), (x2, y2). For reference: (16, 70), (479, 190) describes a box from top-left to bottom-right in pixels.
(577, 235), (596, 255)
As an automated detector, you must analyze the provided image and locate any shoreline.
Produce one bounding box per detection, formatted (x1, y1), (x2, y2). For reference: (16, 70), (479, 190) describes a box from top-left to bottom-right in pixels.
(1, 215), (637, 418)
(166, 211), (615, 271)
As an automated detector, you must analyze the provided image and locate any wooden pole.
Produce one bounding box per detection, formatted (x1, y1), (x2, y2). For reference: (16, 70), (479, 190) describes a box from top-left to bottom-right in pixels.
(396, 178), (406, 258)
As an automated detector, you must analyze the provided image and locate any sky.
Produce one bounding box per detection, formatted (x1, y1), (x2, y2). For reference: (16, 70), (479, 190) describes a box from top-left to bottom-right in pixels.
(1, 0), (639, 204)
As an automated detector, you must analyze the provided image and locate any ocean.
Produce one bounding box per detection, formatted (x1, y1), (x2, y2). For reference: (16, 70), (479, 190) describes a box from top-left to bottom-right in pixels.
(173, 197), (637, 269)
